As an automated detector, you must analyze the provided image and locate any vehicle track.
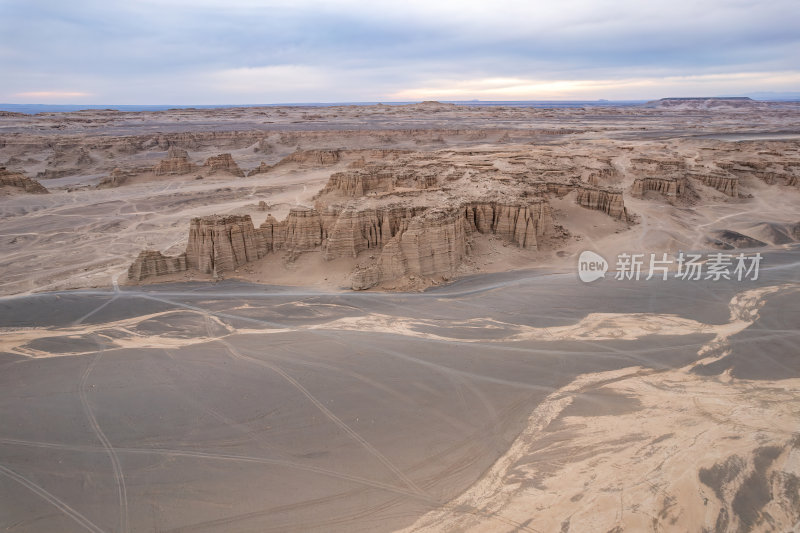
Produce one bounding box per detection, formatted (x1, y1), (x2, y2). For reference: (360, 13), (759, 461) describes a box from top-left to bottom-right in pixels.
(79, 340), (129, 532)
(217, 338), (428, 498)
(0, 463), (106, 533)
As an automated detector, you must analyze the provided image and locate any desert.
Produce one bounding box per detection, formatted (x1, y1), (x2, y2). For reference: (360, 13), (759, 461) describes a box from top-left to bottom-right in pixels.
(0, 96), (798, 532)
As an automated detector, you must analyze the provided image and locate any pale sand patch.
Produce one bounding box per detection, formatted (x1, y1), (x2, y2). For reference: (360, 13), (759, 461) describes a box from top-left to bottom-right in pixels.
(399, 368), (800, 533)
(2, 284), (789, 359)
(398, 284), (800, 533)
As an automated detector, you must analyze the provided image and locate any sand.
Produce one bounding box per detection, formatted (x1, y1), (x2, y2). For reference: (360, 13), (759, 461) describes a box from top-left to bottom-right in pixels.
(1, 102), (799, 532)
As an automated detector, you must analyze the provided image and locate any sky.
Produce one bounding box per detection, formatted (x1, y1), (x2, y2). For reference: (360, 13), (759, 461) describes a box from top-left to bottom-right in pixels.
(1, 0), (798, 104)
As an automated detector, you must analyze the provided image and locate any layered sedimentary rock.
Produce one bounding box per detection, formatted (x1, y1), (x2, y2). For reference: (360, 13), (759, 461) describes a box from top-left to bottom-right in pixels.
(586, 167), (617, 186)
(318, 170), (391, 197)
(0, 167), (48, 194)
(322, 169), (438, 198)
(396, 209), (467, 279)
(76, 148), (93, 166)
(258, 214), (287, 253)
(154, 147), (196, 176)
(277, 149), (341, 166)
(185, 215), (264, 275)
(630, 176), (688, 198)
(125, 142), (646, 287)
(348, 200), (553, 289)
(727, 168), (799, 187)
(322, 205), (423, 260)
(691, 173), (739, 197)
(203, 153), (245, 177)
(283, 207), (324, 252)
(575, 187), (627, 220)
(131, 197), (555, 286)
(247, 162), (272, 176)
(630, 158), (686, 172)
(127, 250), (187, 281)
(463, 201), (551, 249)
(97, 167), (146, 189)
(352, 209), (467, 289)
(539, 182), (628, 219)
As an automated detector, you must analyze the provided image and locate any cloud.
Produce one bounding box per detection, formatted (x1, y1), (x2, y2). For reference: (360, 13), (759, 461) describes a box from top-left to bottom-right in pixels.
(389, 71), (800, 100)
(208, 65), (329, 96)
(13, 91), (92, 99)
(1, 0), (798, 102)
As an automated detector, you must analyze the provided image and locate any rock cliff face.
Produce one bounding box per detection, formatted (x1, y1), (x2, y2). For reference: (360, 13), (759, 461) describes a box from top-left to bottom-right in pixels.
(725, 166), (799, 187)
(318, 167), (439, 199)
(691, 173), (739, 197)
(97, 167), (144, 188)
(352, 209), (467, 289)
(278, 149), (341, 166)
(258, 214), (287, 253)
(127, 250), (187, 281)
(539, 182), (627, 219)
(127, 145), (645, 287)
(0, 167), (48, 194)
(131, 198), (555, 286)
(283, 207), (324, 252)
(348, 200), (553, 289)
(396, 209), (467, 277)
(247, 162), (272, 177)
(631, 176), (688, 198)
(463, 201), (551, 249)
(154, 147), (196, 176)
(318, 171), (389, 197)
(630, 158), (686, 172)
(322, 205), (423, 260)
(203, 153), (245, 177)
(575, 187), (627, 220)
(185, 215), (264, 275)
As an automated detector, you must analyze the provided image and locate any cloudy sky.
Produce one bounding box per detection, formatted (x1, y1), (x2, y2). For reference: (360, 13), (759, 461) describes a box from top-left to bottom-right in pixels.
(1, 0), (798, 103)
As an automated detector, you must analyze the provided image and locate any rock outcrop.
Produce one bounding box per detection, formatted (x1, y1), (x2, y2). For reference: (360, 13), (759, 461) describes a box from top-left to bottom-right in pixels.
(318, 170), (390, 197)
(724, 165), (799, 188)
(283, 207), (324, 252)
(203, 153), (245, 177)
(394, 209), (467, 278)
(127, 250), (187, 281)
(76, 148), (94, 166)
(277, 149), (341, 166)
(258, 214), (287, 253)
(644, 97), (764, 110)
(463, 201), (551, 249)
(154, 147), (196, 176)
(348, 200), (553, 289)
(317, 162), (441, 200)
(97, 167), (141, 189)
(575, 187), (627, 220)
(707, 229), (767, 249)
(630, 176), (688, 198)
(691, 173), (739, 197)
(322, 205), (423, 260)
(131, 197), (555, 287)
(352, 209), (467, 289)
(185, 215), (265, 275)
(247, 162), (272, 177)
(0, 167), (48, 194)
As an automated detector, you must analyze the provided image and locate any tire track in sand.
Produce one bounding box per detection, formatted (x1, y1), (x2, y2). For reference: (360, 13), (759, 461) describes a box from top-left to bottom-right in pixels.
(0, 464), (106, 533)
(217, 338), (427, 498)
(79, 339), (128, 532)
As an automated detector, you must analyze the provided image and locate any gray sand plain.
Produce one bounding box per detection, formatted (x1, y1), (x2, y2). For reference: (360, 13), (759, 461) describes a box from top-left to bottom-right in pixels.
(0, 248), (797, 532)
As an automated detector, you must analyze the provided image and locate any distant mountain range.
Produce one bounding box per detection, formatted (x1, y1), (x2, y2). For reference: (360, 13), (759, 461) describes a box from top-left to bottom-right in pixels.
(1, 94), (798, 115)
